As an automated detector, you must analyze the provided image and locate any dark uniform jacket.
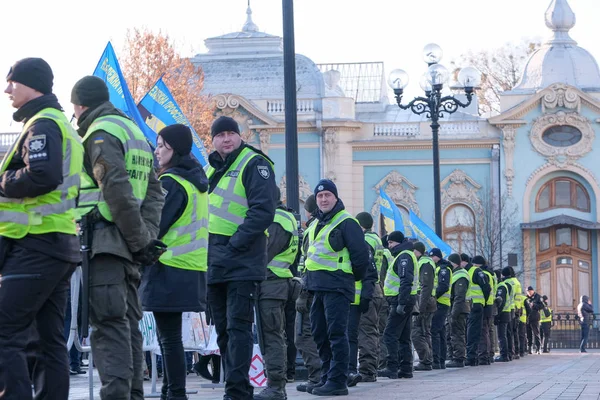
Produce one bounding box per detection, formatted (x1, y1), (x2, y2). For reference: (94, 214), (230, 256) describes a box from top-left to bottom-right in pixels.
(434, 260), (452, 303)
(450, 266), (470, 316)
(578, 296), (594, 324)
(305, 199), (369, 303)
(207, 143), (277, 283)
(140, 155), (208, 312)
(418, 256), (437, 313)
(494, 280), (511, 324)
(466, 264), (491, 307)
(0, 94), (80, 263)
(527, 292), (544, 322)
(77, 101), (164, 261)
(388, 240), (415, 308)
(481, 265), (495, 318)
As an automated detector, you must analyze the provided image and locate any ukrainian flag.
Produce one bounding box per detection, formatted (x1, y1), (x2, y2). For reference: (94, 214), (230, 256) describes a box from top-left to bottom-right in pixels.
(379, 188), (406, 234)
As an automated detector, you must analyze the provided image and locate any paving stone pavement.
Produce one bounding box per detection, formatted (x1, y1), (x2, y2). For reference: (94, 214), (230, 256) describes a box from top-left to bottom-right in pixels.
(68, 350), (600, 399)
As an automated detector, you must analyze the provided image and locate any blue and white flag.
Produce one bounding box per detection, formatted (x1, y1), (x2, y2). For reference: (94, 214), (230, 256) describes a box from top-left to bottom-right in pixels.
(409, 210), (452, 257)
(138, 77), (208, 166)
(92, 42), (157, 145)
(379, 188), (407, 234)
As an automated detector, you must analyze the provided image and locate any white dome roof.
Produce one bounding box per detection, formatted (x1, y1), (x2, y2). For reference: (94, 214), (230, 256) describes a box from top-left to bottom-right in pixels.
(513, 0), (600, 93)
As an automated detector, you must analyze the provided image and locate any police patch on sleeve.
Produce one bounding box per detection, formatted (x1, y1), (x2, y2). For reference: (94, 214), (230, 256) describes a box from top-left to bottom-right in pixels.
(441, 269), (447, 276)
(28, 135), (48, 161)
(400, 259), (408, 266)
(257, 165), (270, 179)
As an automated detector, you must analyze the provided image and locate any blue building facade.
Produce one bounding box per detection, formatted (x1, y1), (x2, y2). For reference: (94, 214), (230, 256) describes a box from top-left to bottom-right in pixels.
(192, 0), (600, 312)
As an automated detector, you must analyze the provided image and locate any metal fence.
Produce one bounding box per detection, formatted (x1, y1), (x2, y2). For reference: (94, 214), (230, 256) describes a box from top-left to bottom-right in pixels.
(547, 313), (600, 349)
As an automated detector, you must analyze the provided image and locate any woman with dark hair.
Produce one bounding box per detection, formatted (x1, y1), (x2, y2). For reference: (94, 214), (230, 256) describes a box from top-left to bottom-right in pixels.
(139, 124), (209, 400)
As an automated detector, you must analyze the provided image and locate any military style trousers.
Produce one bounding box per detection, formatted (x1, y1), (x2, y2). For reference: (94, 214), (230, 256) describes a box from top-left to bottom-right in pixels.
(256, 278), (289, 389)
(208, 281), (258, 400)
(89, 254), (144, 400)
(541, 322), (551, 352)
(448, 312), (468, 362)
(506, 318), (514, 358)
(296, 309), (321, 383)
(412, 312), (434, 366)
(377, 296), (389, 369)
(348, 305), (361, 374)
(0, 242), (75, 400)
(466, 304), (483, 364)
(512, 315), (520, 357)
(310, 291), (351, 385)
(383, 304), (413, 374)
(431, 304), (449, 367)
(518, 320), (527, 355)
(358, 296), (382, 378)
(477, 315), (492, 364)
(497, 321), (509, 359)
(284, 296), (297, 380)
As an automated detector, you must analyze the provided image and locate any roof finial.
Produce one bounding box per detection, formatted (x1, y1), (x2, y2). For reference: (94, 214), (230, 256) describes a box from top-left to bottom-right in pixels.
(242, 0), (259, 32)
(545, 0), (577, 45)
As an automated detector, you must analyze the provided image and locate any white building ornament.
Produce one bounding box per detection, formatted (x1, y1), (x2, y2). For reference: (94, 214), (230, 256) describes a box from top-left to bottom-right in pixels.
(501, 126), (516, 197)
(440, 169), (483, 216)
(259, 130), (271, 155)
(323, 128), (338, 182)
(530, 111), (594, 168)
(279, 175), (313, 202)
(370, 171), (420, 217)
(541, 83), (581, 113)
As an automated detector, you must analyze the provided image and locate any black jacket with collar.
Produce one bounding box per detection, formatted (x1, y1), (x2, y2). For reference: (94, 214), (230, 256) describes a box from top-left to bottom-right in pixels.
(388, 240), (416, 306)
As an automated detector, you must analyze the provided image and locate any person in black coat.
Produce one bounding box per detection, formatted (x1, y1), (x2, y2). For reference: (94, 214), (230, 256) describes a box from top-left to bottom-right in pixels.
(578, 295), (594, 353)
(139, 124), (208, 400)
(526, 286), (544, 354)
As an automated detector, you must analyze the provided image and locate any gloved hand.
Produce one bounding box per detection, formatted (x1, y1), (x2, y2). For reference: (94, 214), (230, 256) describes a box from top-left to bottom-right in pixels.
(296, 290), (310, 314)
(395, 304), (406, 316)
(132, 239), (168, 266)
(359, 298), (370, 313)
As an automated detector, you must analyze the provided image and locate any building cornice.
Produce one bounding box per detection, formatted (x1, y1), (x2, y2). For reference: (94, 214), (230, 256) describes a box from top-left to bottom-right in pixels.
(351, 139), (499, 151)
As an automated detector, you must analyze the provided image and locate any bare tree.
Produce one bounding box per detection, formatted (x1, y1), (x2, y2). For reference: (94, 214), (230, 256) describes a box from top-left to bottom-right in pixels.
(452, 38), (541, 116)
(463, 192), (520, 271)
(121, 27), (214, 149)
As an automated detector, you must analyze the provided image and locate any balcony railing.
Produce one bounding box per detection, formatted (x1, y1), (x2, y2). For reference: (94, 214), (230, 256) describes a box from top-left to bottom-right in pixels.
(0, 133), (19, 152)
(373, 123), (420, 137)
(267, 99), (315, 114)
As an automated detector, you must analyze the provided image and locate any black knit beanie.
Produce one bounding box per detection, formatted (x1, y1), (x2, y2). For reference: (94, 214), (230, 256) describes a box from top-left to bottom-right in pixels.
(356, 212), (374, 230)
(314, 179), (338, 198)
(71, 76), (109, 107)
(448, 253), (462, 266)
(211, 116), (240, 137)
(501, 267), (513, 277)
(6, 58), (53, 94)
(460, 253), (471, 263)
(388, 231), (405, 244)
(158, 124), (193, 156)
(472, 255), (486, 266)
(413, 241), (426, 255)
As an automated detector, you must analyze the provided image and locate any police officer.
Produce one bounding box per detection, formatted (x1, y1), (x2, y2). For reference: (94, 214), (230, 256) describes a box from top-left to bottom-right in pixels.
(494, 274), (513, 362)
(72, 76), (164, 400)
(351, 212), (383, 384)
(518, 287), (528, 357)
(540, 295), (552, 353)
(0, 58), (84, 399)
(429, 249), (451, 369)
(504, 267), (523, 359)
(254, 187), (299, 400)
(378, 235), (394, 369)
(472, 256), (493, 365)
(446, 254), (470, 368)
(463, 254), (491, 366)
(295, 195), (322, 393)
(412, 242), (436, 371)
(378, 231), (417, 379)
(206, 116), (277, 400)
(139, 124), (209, 400)
(526, 286), (544, 354)
(305, 179), (369, 396)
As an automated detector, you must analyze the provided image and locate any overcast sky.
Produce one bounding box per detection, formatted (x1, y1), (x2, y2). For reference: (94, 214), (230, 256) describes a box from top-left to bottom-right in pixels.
(1, 0), (598, 131)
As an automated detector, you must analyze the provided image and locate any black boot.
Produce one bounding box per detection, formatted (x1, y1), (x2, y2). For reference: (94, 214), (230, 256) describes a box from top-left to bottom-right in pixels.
(312, 381), (348, 396)
(446, 360), (464, 368)
(296, 381), (320, 393)
(377, 368), (399, 379)
(347, 373), (362, 387)
(253, 386), (287, 400)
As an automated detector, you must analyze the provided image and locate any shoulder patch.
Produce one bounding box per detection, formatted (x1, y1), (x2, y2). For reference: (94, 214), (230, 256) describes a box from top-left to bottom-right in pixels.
(29, 135), (46, 153)
(441, 269), (447, 275)
(257, 165), (270, 179)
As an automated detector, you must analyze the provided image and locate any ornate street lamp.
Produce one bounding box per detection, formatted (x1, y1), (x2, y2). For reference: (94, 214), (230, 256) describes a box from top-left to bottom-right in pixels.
(387, 43), (481, 237)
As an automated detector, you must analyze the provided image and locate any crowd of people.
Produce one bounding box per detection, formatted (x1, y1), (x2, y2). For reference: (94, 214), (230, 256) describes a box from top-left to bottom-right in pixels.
(0, 57), (595, 400)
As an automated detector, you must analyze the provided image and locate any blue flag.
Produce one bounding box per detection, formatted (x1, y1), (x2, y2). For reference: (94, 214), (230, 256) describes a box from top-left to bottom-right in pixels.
(138, 77), (208, 166)
(379, 188), (406, 234)
(92, 42), (157, 145)
(408, 210), (452, 257)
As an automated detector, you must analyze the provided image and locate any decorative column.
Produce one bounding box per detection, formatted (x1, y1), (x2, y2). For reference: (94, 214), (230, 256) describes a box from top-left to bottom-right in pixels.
(259, 130), (271, 156)
(501, 125), (516, 197)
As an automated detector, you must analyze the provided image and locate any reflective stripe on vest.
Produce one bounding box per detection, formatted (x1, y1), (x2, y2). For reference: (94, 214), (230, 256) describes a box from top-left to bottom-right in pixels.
(519, 298), (528, 323)
(365, 231), (384, 283)
(384, 249), (419, 297)
(0, 108), (83, 238)
(298, 220), (316, 274)
(434, 265), (452, 306)
(540, 308), (553, 323)
(207, 148), (272, 236)
(158, 173), (208, 271)
(78, 115), (152, 221)
(267, 208), (299, 278)
(483, 270), (495, 306)
(497, 282), (512, 313)
(305, 210), (353, 273)
(352, 281), (363, 306)
(507, 277), (523, 311)
(467, 267), (485, 305)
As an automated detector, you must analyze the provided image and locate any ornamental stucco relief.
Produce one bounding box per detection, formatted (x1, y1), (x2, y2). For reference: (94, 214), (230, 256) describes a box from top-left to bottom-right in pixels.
(541, 83), (581, 113)
(500, 126), (516, 197)
(530, 111), (594, 168)
(323, 128), (338, 182)
(279, 175), (313, 202)
(370, 171), (420, 217)
(440, 169), (483, 217)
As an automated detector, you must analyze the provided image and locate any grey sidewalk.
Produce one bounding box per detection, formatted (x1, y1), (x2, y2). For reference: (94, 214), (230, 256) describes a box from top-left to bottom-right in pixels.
(69, 350), (600, 400)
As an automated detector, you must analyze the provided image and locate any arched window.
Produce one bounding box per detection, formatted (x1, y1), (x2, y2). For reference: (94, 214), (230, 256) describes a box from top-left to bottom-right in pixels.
(443, 204), (476, 254)
(536, 178), (590, 212)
